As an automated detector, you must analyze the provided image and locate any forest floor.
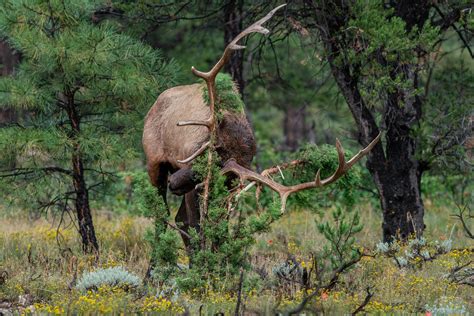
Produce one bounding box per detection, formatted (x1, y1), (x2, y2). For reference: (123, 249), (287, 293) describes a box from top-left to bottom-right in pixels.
(0, 201), (472, 315)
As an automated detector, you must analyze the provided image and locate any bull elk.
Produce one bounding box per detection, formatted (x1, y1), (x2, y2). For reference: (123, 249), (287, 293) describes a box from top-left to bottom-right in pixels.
(143, 4), (380, 248)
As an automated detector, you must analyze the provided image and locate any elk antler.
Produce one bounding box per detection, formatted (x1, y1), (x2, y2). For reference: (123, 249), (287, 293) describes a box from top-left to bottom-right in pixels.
(222, 133), (382, 212)
(177, 4), (286, 164)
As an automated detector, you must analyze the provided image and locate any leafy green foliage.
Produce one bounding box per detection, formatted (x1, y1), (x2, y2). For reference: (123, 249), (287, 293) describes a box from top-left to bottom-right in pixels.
(134, 173), (167, 219)
(0, 0), (177, 212)
(175, 154), (271, 291)
(344, 1), (439, 108)
(295, 144), (360, 206)
(254, 143), (361, 211)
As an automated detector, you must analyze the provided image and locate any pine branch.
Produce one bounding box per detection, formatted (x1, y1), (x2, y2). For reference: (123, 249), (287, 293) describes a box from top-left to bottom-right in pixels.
(0, 167), (73, 178)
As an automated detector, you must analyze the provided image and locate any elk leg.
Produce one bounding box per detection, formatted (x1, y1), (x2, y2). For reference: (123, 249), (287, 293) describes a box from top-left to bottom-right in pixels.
(159, 170), (169, 208)
(185, 189), (200, 232)
(147, 161), (169, 210)
(175, 189), (200, 256)
(175, 197), (188, 245)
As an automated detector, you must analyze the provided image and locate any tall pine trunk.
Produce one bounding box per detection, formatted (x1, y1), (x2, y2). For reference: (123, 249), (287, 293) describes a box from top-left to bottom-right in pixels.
(66, 92), (99, 253)
(368, 130), (425, 241)
(0, 40), (19, 126)
(283, 105), (310, 152)
(72, 149), (99, 253)
(375, 62), (425, 241)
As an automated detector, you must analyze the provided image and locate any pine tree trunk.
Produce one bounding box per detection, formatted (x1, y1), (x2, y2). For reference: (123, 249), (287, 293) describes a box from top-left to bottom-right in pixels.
(72, 149), (99, 253)
(0, 40), (19, 76)
(0, 40), (19, 126)
(283, 105), (309, 151)
(372, 0), (428, 240)
(329, 62), (425, 242)
(66, 92), (99, 253)
(368, 134), (425, 241)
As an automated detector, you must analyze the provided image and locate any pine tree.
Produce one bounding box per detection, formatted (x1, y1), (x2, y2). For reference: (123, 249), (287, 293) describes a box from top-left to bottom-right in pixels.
(0, 0), (177, 252)
(288, 0), (472, 241)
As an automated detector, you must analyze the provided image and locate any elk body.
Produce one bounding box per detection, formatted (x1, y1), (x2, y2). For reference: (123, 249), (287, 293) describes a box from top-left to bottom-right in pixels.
(143, 78), (256, 246)
(143, 81), (255, 190)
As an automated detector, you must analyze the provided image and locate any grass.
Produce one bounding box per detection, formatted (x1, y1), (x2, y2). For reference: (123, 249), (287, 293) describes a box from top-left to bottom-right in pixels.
(0, 200), (472, 315)
(257, 198), (471, 253)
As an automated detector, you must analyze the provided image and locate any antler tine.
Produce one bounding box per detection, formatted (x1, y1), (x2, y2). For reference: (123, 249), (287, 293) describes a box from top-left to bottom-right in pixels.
(311, 138), (347, 187)
(222, 133), (382, 212)
(230, 4), (287, 45)
(191, 3), (286, 81)
(292, 132), (382, 189)
(177, 120), (211, 128)
(345, 132), (382, 169)
(189, 3), (286, 120)
(177, 141), (211, 164)
(221, 159), (289, 194)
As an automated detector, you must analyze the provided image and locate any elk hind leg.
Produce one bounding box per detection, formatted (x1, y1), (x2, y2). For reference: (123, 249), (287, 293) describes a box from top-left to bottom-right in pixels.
(147, 161), (170, 210)
(175, 189), (200, 256)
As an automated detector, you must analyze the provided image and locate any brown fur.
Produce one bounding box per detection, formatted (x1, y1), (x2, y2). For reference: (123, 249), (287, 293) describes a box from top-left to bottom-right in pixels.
(143, 82), (256, 190)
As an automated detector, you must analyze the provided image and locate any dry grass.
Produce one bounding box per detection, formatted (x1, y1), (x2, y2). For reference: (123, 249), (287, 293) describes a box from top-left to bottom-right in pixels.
(0, 202), (472, 315)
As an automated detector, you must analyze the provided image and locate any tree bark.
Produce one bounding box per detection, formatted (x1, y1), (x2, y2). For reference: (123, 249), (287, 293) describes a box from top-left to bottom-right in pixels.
(283, 105), (310, 151)
(224, 0), (245, 95)
(72, 148), (99, 253)
(0, 40), (19, 76)
(66, 92), (99, 253)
